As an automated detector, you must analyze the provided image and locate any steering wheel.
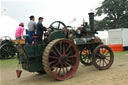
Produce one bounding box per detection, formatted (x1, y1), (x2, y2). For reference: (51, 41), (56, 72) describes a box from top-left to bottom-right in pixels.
(0, 36), (12, 45)
(49, 21), (66, 31)
(0, 36), (11, 41)
(66, 26), (74, 30)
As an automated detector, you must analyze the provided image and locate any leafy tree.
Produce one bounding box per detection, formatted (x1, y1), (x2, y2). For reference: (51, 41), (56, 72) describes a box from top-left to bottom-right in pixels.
(95, 0), (128, 30)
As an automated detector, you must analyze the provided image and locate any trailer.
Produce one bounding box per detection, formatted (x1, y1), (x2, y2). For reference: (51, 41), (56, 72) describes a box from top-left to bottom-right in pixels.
(108, 28), (128, 47)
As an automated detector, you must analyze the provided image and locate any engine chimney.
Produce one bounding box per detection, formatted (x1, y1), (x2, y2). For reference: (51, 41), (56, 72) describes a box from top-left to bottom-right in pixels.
(88, 12), (94, 33)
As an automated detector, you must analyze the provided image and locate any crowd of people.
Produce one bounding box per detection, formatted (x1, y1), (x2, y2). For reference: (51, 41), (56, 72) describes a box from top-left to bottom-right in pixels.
(15, 16), (50, 44)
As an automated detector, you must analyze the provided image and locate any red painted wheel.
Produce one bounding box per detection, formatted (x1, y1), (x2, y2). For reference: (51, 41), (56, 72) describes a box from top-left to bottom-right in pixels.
(43, 39), (79, 80)
(93, 45), (114, 70)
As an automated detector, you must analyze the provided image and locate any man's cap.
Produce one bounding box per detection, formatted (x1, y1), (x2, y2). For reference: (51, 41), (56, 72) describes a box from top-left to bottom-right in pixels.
(19, 22), (24, 26)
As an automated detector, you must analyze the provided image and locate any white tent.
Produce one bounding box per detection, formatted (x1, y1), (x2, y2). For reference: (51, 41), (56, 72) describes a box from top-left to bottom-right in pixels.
(95, 30), (109, 45)
(0, 16), (18, 39)
(108, 28), (128, 47)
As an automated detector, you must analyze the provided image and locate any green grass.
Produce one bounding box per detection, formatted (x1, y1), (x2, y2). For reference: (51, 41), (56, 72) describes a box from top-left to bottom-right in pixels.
(0, 57), (18, 69)
(114, 51), (128, 57)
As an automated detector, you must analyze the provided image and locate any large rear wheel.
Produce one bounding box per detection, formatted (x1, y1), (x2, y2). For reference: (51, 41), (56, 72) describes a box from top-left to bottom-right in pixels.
(43, 39), (79, 80)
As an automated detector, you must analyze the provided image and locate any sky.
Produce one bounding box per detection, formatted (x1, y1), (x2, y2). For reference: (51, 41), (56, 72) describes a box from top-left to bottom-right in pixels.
(1, 0), (103, 26)
(0, 0), (104, 39)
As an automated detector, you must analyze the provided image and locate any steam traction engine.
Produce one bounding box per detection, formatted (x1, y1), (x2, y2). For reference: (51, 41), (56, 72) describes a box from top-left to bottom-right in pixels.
(14, 12), (114, 80)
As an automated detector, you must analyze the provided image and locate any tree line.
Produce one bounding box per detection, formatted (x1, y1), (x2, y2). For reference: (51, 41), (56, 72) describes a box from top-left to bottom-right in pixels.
(95, 0), (128, 30)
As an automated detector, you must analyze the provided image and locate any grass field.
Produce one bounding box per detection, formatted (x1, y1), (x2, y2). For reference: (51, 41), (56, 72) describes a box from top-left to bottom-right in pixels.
(114, 51), (128, 57)
(0, 56), (18, 69)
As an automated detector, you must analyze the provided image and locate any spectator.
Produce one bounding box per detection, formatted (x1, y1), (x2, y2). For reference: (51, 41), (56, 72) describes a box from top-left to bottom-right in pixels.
(15, 22), (25, 40)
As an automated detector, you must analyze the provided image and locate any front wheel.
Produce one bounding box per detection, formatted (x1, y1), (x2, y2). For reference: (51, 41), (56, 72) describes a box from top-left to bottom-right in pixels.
(80, 49), (92, 66)
(93, 45), (114, 70)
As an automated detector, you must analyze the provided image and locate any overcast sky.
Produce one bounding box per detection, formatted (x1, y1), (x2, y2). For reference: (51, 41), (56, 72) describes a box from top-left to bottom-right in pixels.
(1, 0), (103, 26)
(0, 0), (104, 39)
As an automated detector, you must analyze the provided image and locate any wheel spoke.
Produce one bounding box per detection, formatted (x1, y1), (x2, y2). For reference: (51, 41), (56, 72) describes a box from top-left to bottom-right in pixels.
(65, 62), (71, 66)
(55, 64), (59, 73)
(105, 58), (110, 61)
(85, 54), (88, 59)
(2, 48), (7, 51)
(51, 49), (58, 57)
(87, 57), (90, 63)
(103, 59), (105, 67)
(96, 59), (100, 63)
(61, 64), (66, 75)
(104, 51), (109, 56)
(49, 60), (57, 65)
(99, 59), (102, 66)
(58, 23), (60, 29)
(66, 49), (72, 56)
(63, 43), (65, 55)
(52, 62), (59, 67)
(54, 46), (61, 56)
(68, 55), (76, 58)
(65, 44), (71, 54)
(58, 67), (62, 75)
(104, 59), (108, 65)
(81, 55), (85, 59)
(64, 63), (69, 73)
(67, 59), (74, 65)
(59, 42), (62, 54)
(49, 56), (58, 59)
(106, 55), (110, 58)
(96, 53), (101, 57)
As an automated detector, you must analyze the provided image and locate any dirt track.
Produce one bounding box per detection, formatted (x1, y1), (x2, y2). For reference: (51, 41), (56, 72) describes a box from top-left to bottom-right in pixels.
(1, 53), (128, 85)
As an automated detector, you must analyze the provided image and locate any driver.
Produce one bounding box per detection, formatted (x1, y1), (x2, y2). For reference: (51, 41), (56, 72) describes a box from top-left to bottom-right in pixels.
(36, 17), (50, 42)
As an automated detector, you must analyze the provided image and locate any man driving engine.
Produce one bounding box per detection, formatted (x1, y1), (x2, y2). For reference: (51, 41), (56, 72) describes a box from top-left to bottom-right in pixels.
(36, 17), (50, 42)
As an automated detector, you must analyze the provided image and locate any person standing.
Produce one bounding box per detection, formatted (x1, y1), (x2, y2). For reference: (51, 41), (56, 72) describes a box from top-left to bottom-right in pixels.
(15, 22), (25, 40)
(28, 15), (36, 44)
(36, 17), (47, 42)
